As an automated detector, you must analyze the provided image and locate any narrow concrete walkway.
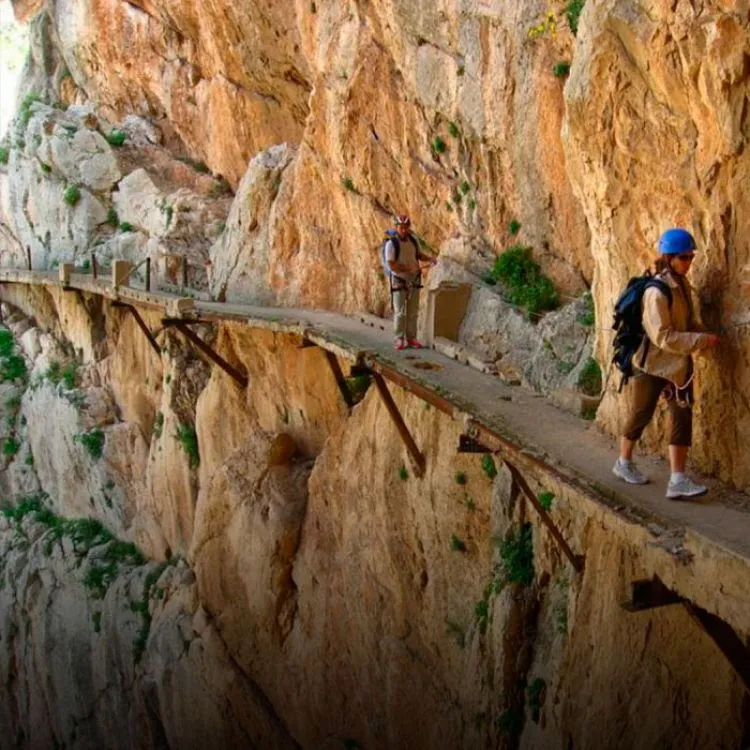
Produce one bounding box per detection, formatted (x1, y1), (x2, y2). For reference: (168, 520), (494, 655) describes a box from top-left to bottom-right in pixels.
(2, 270), (749, 562)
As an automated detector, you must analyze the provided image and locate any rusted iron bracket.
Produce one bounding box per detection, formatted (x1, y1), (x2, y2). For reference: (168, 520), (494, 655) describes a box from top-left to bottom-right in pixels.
(458, 434), (492, 453)
(372, 372), (426, 477)
(324, 350), (354, 409)
(366, 359), (455, 414)
(504, 459), (585, 573)
(621, 577), (682, 613)
(162, 319), (248, 388)
(686, 603), (750, 694)
(624, 576), (750, 694)
(112, 302), (161, 356)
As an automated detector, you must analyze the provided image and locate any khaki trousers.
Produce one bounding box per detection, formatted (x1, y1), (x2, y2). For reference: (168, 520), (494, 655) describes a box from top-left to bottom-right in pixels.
(622, 372), (692, 446)
(393, 287), (420, 340)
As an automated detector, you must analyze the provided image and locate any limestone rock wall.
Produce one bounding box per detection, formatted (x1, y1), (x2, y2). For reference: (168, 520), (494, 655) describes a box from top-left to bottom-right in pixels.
(7, 0), (750, 481)
(0, 301), (747, 749)
(563, 0), (750, 486)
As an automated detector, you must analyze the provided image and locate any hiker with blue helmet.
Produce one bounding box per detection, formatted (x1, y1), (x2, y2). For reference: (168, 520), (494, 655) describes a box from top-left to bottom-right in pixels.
(612, 228), (720, 499)
(384, 215), (436, 350)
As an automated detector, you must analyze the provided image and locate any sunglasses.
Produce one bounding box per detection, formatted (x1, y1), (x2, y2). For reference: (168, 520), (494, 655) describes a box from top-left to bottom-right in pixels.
(676, 253), (695, 261)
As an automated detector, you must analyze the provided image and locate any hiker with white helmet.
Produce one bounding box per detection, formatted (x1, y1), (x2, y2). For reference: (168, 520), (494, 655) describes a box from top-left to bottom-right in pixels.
(383, 215), (436, 350)
(612, 228), (720, 499)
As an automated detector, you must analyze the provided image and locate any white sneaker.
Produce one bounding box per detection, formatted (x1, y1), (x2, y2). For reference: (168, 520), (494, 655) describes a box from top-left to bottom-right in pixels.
(666, 477), (707, 499)
(612, 459), (649, 485)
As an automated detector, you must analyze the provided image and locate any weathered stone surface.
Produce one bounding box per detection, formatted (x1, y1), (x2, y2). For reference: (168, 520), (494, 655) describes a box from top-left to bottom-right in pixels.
(564, 0), (750, 486)
(209, 144), (296, 305)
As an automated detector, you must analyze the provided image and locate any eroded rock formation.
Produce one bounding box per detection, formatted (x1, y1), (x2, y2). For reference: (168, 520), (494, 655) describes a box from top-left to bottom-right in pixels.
(1, 0), (750, 747)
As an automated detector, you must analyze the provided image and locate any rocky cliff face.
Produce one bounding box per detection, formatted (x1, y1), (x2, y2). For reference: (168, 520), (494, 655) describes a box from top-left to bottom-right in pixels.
(1, 0), (750, 747)
(0, 294), (747, 749)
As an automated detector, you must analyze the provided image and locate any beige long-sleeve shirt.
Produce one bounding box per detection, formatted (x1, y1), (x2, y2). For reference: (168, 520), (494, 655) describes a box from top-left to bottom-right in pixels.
(634, 270), (712, 386)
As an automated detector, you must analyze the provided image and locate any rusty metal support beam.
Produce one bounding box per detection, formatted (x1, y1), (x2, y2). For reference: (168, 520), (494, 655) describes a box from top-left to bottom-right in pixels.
(372, 373), (426, 477)
(621, 577), (682, 613)
(113, 302), (161, 356)
(458, 434), (492, 453)
(165, 320), (248, 388)
(686, 603), (750, 694)
(623, 577), (750, 694)
(324, 350), (354, 409)
(367, 360), (455, 414)
(504, 459), (585, 573)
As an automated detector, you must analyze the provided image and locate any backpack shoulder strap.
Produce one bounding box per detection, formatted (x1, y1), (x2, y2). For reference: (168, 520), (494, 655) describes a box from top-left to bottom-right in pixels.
(645, 278), (673, 307)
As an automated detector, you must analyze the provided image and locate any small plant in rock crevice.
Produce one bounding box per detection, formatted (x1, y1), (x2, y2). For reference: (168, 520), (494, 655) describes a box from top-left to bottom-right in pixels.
(2, 437), (20, 457)
(431, 136), (447, 155)
(105, 130), (127, 147)
(106, 208), (119, 227)
(538, 491), (554, 511)
(494, 523), (534, 587)
(0, 146), (9, 166)
(480, 454), (497, 479)
(398, 465), (409, 481)
(63, 185), (81, 207)
(455, 471), (467, 486)
(447, 121), (460, 138)
(508, 219), (521, 236)
(75, 429), (105, 460)
(553, 61), (571, 78)
(175, 423), (199, 468)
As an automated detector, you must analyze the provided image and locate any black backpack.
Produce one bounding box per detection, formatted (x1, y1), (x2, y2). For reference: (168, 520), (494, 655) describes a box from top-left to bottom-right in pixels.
(611, 273), (672, 390)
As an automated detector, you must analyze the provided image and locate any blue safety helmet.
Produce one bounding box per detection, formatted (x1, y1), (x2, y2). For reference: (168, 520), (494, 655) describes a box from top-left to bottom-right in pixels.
(658, 228), (696, 255)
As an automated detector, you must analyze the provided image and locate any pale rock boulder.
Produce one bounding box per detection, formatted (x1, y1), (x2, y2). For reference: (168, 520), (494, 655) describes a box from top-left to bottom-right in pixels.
(36, 117), (121, 192)
(1, 103), (110, 267)
(209, 143), (296, 304)
(112, 168), (171, 237)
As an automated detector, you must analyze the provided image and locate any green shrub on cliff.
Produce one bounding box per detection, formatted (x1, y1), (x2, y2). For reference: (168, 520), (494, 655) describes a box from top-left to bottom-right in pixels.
(63, 185), (81, 207)
(105, 129), (127, 147)
(495, 523), (534, 587)
(176, 423), (199, 468)
(75, 429), (105, 460)
(491, 245), (558, 317)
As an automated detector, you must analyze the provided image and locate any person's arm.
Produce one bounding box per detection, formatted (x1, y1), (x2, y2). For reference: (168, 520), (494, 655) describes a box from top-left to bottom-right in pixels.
(413, 237), (437, 267)
(642, 287), (715, 354)
(386, 241), (418, 275)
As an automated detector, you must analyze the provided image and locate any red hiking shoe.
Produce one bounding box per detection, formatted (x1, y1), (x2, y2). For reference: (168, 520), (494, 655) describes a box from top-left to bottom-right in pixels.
(407, 339), (423, 349)
(393, 338), (407, 350)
